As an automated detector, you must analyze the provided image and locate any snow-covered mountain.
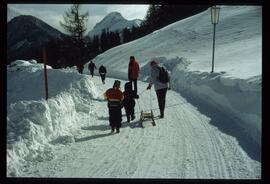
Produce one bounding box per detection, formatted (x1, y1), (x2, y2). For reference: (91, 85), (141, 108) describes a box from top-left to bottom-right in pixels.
(88, 12), (142, 38)
(7, 6), (261, 178)
(7, 7), (21, 22)
(7, 15), (65, 64)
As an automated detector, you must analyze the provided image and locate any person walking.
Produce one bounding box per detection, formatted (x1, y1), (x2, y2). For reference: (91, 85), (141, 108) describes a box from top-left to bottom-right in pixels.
(128, 56), (140, 94)
(77, 62), (84, 74)
(99, 64), (107, 84)
(146, 60), (170, 118)
(88, 61), (97, 77)
(104, 80), (124, 133)
(122, 81), (139, 122)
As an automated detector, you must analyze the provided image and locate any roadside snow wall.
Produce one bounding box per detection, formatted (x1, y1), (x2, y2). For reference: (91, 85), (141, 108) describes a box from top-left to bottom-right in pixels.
(7, 60), (100, 176)
(141, 57), (261, 148)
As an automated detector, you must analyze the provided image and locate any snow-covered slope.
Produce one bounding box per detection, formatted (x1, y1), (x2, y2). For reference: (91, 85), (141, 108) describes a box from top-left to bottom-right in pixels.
(89, 6), (261, 145)
(7, 5), (261, 178)
(91, 6), (261, 79)
(88, 12), (142, 38)
(7, 60), (260, 178)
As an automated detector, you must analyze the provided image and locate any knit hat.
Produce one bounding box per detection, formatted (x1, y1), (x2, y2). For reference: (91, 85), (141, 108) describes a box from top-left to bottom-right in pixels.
(113, 80), (121, 88)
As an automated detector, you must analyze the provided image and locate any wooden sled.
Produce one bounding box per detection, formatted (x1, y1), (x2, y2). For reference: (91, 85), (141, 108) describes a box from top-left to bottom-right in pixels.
(140, 110), (156, 126)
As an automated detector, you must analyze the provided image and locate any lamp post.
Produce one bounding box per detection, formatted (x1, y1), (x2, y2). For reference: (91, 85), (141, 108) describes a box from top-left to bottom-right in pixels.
(211, 5), (220, 73)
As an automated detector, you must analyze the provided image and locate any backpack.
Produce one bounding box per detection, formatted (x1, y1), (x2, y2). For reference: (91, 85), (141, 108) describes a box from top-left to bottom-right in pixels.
(158, 66), (169, 83)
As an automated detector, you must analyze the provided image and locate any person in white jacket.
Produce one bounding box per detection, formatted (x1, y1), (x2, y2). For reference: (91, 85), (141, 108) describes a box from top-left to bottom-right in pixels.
(146, 60), (170, 118)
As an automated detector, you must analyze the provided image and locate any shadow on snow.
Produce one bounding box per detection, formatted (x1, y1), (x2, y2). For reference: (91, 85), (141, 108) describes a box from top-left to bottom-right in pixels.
(180, 92), (261, 162)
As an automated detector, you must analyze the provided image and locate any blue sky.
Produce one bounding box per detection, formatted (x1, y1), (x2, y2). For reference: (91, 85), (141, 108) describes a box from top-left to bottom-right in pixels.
(8, 4), (149, 33)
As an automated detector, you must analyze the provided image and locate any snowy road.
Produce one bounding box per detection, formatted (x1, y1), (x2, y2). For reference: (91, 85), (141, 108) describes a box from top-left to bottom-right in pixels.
(22, 76), (260, 179)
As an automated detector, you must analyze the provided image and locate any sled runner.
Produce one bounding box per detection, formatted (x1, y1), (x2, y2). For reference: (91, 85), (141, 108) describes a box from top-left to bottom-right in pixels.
(140, 110), (156, 126)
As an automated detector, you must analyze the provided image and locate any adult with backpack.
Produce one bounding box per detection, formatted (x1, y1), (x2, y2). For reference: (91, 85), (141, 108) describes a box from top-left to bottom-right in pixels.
(128, 56), (140, 94)
(88, 61), (97, 77)
(104, 80), (124, 133)
(146, 60), (170, 118)
(99, 64), (107, 84)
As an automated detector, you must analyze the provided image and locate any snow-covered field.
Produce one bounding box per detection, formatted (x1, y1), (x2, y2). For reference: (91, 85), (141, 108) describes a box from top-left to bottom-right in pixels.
(7, 6), (261, 178)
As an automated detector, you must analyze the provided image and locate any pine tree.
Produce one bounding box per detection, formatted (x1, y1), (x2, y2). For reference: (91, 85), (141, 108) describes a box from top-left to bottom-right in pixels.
(60, 4), (89, 65)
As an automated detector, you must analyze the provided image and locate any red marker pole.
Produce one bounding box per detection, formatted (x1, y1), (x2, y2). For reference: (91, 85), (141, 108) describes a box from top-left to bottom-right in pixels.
(42, 47), (49, 100)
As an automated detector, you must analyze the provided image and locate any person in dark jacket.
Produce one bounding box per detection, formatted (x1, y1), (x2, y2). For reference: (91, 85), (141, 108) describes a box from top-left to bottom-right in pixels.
(104, 80), (124, 133)
(128, 56), (140, 94)
(99, 65), (107, 84)
(122, 81), (139, 122)
(77, 63), (84, 74)
(88, 61), (97, 77)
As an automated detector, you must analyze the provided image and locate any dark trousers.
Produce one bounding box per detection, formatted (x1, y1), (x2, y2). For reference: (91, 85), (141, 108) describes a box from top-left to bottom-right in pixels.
(123, 99), (135, 121)
(156, 88), (168, 116)
(129, 79), (137, 93)
(100, 74), (106, 84)
(108, 106), (122, 130)
(90, 70), (94, 77)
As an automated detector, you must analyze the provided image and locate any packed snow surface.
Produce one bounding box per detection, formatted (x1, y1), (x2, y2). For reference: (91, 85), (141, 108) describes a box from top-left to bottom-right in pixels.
(7, 61), (260, 178)
(7, 5), (261, 179)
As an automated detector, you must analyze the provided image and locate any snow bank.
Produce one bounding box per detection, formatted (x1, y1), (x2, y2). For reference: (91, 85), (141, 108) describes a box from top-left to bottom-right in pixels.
(88, 6), (261, 147)
(147, 57), (261, 147)
(7, 60), (101, 176)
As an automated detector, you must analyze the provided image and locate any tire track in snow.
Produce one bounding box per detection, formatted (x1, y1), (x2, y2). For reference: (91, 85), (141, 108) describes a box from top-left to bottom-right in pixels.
(195, 112), (230, 178)
(23, 77), (260, 178)
(168, 91), (222, 178)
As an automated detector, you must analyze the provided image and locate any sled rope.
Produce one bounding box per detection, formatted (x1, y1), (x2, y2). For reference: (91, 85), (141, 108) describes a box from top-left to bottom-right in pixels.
(134, 101), (188, 115)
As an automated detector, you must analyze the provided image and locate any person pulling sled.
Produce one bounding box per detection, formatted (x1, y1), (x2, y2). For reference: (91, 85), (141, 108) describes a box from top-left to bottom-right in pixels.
(146, 60), (171, 118)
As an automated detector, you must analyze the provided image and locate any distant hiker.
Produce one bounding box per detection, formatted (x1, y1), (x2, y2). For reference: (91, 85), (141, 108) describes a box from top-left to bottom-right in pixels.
(99, 65), (107, 84)
(88, 61), (97, 77)
(122, 81), (139, 122)
(146, 60), (170, 118)
(128, 56), (140, 94)
(77, 63), (84, 74)
(104, 80), (124, 133)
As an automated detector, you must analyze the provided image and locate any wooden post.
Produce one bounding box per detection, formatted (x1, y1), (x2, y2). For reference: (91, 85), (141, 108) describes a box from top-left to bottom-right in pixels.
(42, 47), (49, 100)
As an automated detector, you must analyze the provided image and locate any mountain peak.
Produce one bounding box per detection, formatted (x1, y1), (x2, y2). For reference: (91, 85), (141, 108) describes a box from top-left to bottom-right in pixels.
(88, 12), (142, 38)
(104, 12), (125, 20)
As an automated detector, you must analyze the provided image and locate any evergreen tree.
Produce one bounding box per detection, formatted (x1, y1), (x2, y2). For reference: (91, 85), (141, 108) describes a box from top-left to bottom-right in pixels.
(60, 4), (89, 65)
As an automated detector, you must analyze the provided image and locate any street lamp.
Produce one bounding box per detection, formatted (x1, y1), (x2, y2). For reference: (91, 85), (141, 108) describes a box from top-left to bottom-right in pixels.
(211, 5), (220, 73)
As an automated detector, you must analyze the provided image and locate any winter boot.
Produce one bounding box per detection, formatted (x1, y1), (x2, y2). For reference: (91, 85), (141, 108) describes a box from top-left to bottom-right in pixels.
(116, 128), (120, 133)
(111, 127), (115, 133)
(127, 116), (130, 123)
(131, 114), (135, 121)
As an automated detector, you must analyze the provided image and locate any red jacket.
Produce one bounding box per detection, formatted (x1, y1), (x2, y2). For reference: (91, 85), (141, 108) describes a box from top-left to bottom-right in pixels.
(104, 88), (124, 101)
(77, 63), (84, 70)
(128, 60), (140, 80)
